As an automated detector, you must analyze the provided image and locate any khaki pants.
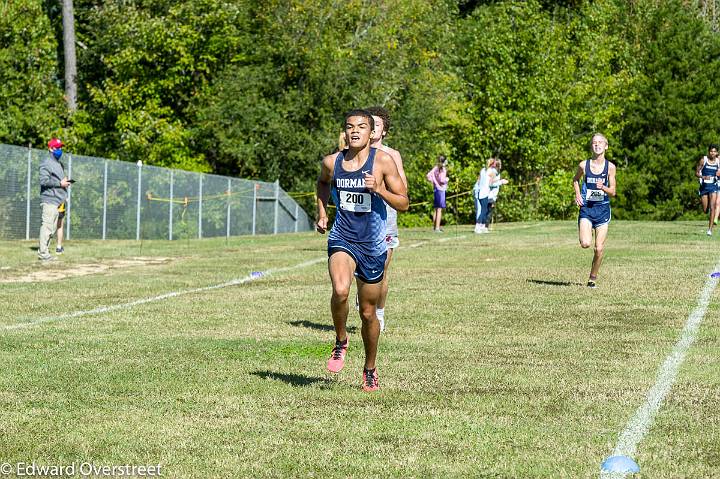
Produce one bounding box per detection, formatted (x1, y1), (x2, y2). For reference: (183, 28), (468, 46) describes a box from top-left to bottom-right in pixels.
(38, 203), (60, 258)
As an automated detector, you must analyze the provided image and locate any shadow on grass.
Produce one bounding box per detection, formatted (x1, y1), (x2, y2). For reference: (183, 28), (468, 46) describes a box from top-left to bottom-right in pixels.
(252, 370), (330, 387)
(527, 279), (584, 287)
(289, 320), (357, 333)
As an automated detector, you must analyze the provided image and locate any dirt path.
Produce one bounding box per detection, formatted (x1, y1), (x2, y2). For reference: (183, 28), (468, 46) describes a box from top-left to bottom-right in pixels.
(0, 257), (173, 283)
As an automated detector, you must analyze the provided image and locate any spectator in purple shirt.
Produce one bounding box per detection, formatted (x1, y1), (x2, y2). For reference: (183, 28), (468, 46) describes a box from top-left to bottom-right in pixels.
(426, 155), (449, 232)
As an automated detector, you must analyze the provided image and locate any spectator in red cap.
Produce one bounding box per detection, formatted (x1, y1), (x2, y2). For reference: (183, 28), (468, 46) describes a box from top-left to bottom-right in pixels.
(38, 138), (71, 261)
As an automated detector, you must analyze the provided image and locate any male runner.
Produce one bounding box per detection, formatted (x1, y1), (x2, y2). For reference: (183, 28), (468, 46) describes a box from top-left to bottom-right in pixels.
(316, 109), (409, 392)
(572, 133), (616, 288)
(696, 144), (719, 235)
(365, 106), (407, 332)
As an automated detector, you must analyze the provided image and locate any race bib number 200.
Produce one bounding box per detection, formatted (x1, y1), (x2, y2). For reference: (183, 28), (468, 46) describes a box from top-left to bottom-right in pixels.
(340, 191), (371, 212)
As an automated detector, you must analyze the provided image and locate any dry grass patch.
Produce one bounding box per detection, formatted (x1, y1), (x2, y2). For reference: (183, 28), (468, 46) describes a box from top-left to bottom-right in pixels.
(0, 257), (173, 283)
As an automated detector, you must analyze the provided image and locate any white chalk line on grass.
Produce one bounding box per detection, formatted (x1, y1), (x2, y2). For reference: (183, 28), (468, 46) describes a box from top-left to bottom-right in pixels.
(4, 234), (466, 331)
(3, 257), (327, 331)
(600, 263), (720, 478)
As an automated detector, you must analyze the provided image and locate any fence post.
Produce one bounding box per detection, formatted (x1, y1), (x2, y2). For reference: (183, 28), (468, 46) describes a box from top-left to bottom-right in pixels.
(169, 170), (173, 240)
(198, 175), (203, 239)
(273, 179), (279, 235)
(226, 178), (231, 239)
(136, 161), (142, 241)
(294, 203), (299, 233)
(252, 183), (257, 235)
(102, 159), (108, 240)
(25, 144), (32, 240)
(67, 154), (72, 240)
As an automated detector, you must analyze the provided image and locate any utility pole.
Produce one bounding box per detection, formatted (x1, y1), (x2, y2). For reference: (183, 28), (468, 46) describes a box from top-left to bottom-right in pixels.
(62, 0), (78, 111)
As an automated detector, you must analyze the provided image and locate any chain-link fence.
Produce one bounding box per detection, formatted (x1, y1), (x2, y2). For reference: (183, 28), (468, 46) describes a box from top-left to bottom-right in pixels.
(0, 144), (313, 241)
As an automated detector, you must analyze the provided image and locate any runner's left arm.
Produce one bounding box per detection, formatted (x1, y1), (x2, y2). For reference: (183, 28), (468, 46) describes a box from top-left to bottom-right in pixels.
(597, 162), (617, 197)
(364, 152), (409, 212)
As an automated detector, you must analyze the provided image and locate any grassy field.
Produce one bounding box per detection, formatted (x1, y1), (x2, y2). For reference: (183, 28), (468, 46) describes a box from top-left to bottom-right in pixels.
(0, 221), (719, 478)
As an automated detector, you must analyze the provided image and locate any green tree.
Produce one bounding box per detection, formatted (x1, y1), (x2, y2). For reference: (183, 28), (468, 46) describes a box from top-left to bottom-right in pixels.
(193, 0), (462, 216)
(74, 0), (252, 170)
(615, 0), (720, 220)
(2, 0), (718, 225)
(0, 0), (66, 145)
(450, 0), (635, 222)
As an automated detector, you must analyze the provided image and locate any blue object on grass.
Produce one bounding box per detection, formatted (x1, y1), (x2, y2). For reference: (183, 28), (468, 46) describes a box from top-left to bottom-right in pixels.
(251, 271), (264, 279)
(711, 272), (720, 278)
(601, 455), (640, 474)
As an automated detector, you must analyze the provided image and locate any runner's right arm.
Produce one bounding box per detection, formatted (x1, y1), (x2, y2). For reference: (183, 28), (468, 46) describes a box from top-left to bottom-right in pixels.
(572, 161), (585, 207)
(316, 155), (335, 234)
(696, 157), (706, 180)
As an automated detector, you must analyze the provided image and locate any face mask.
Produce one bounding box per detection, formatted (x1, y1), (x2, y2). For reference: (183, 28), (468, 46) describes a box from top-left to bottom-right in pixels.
(52, 149), (62, 160)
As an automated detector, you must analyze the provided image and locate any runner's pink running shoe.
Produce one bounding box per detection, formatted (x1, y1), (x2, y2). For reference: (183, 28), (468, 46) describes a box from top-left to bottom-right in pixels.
(362, 368), (379, 392)
(327, 337), (348, 373)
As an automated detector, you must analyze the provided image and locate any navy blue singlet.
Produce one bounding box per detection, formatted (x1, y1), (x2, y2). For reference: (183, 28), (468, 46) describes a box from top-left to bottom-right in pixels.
(328, 148), (387, 256)
(699, 156), (719, 196)
(701, 156), (719, 179)
(581, 159), (610, 206)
